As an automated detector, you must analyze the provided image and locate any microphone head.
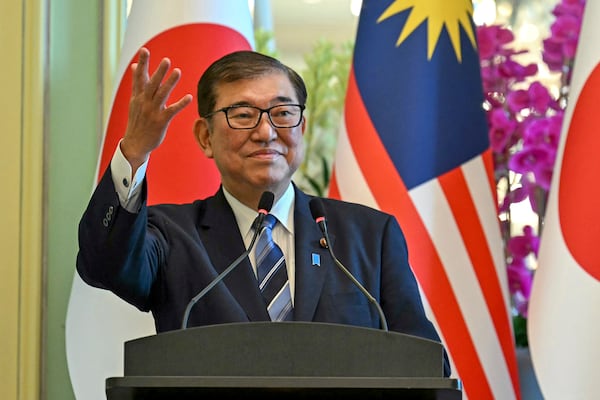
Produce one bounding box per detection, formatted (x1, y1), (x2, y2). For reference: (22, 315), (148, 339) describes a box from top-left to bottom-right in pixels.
(257, 191), (275, 215)
(309, 198), (326, 222)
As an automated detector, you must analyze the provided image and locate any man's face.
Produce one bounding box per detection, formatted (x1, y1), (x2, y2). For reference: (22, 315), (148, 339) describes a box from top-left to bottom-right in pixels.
(195, 72), (306, 204)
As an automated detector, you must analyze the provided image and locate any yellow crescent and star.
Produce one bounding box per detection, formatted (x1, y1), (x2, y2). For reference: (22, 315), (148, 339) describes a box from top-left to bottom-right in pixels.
(377, 0), (478, 62)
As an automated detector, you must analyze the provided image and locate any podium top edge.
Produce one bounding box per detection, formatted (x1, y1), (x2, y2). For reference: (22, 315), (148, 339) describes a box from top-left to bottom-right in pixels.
(106, 376), (462, 390)
(127, 321), (442, 345)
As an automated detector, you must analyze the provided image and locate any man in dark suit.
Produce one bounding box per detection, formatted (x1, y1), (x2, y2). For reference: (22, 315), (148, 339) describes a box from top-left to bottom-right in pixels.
(76, 48), (449, 375)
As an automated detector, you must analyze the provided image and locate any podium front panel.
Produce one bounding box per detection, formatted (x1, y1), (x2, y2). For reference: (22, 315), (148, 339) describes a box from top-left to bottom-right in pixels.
(124, 322), (445, 378)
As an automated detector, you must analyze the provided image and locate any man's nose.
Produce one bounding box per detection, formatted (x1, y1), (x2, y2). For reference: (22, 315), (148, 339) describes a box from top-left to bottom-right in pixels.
(253, 112), (278, 140)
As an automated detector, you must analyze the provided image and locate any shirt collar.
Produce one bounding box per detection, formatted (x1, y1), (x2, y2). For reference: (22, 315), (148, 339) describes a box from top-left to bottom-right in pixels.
(223, 183), (295, 238)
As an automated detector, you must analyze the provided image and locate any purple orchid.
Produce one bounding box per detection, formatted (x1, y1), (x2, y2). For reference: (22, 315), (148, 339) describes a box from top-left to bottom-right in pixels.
(506, 82), (553, 114)
(507, 257), (533, 317)
(488, 108), (518, 152)
(476, 0), (585, 322)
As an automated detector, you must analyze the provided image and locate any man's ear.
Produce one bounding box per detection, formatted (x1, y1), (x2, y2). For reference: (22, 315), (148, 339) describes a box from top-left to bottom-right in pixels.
(300, 115), (307, 135)
(194, 118), (213, 158)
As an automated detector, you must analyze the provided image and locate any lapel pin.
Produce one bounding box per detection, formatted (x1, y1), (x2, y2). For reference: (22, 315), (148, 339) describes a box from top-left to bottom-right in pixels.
(311, 253), (321, 267)
(319, 238), (328, 249)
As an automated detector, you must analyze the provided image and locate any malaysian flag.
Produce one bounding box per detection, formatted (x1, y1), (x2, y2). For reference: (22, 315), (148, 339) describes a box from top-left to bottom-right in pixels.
(329, 1), (520, 398)
(65, 1), (254, 399)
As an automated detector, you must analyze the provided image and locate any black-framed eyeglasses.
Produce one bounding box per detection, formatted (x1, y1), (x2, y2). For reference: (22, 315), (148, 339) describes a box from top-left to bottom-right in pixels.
(204, 104), (305, 129)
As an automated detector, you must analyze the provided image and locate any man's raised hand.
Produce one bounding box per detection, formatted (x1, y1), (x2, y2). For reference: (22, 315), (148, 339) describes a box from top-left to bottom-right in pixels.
(121, 47), (193, 172)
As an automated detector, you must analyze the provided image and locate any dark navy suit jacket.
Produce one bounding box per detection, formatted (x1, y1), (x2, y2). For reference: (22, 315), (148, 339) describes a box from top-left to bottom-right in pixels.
(77, 169), (449, 375)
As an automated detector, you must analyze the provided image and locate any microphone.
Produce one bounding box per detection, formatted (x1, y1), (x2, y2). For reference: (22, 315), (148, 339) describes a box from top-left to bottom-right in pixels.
(181, 191), (275, 329)
(309, 198), (389, 331)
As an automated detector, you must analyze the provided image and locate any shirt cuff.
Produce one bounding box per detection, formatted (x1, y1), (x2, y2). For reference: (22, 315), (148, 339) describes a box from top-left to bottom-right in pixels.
(110, 140), (148, 212)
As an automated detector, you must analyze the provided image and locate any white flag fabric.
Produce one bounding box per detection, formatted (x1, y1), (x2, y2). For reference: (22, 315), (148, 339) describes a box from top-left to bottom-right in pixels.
(528, 2), (600, 399)
(65, 1), (254, 399)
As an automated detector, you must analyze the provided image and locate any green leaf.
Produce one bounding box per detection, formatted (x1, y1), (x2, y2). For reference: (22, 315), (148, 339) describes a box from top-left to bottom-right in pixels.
(513, 315), (529, 348)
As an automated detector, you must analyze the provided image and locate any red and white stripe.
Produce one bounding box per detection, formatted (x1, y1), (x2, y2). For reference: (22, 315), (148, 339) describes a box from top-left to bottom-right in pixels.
(330, 70), (520, 399)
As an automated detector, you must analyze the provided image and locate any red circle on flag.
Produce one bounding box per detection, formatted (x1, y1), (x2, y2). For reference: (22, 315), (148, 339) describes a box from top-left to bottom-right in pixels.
(559, 62), (600, 282)
(100, 24), (251, 205)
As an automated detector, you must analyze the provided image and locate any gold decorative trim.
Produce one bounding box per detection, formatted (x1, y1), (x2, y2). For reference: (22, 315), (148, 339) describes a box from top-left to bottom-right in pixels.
(19, 0), (45, 398)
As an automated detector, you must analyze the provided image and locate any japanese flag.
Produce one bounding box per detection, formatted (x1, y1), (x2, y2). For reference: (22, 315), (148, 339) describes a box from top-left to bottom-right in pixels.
(528, 2), (600, 399)
(65, 1), (254, 399)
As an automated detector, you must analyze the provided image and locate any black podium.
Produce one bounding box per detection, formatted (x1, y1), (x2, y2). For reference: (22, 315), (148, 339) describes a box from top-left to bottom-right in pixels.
(106, 322), (461, 399)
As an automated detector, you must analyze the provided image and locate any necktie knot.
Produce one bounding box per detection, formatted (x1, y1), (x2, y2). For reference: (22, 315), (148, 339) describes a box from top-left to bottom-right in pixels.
(261, 214), (277, 231)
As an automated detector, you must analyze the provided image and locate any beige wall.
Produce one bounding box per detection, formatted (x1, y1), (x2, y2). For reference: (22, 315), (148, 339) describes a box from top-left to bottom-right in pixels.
(0, 1), (44, 399)
(0, 0), (113, 398)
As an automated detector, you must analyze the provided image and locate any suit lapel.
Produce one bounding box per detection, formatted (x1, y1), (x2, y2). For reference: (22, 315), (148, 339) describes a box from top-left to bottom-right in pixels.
(197, 189), (270, 321)
(293, 190), (336, 321)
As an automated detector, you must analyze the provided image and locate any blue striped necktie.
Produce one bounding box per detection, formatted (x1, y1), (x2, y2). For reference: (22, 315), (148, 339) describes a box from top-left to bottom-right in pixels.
(256, 214), (293, 321)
